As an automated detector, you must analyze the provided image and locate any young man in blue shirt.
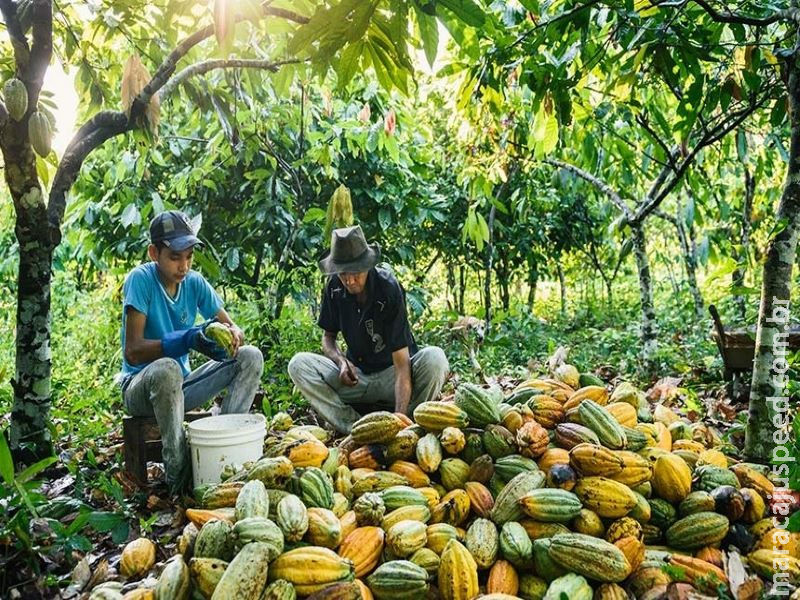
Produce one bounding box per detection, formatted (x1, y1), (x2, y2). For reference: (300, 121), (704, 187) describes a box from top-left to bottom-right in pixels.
(119, 210), (263, 492)
(288, 225), (449, 433)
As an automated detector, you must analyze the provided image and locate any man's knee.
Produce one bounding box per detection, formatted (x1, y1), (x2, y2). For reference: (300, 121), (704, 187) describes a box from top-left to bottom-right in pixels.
(147, 358), (184, 390)
(416, 346), (449, 376)
(236, 345), (264, 374)
(288, 352), (318, 381)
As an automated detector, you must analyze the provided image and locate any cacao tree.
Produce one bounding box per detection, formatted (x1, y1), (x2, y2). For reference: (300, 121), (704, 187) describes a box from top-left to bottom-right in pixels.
(445, 1), (778, 374)
(0, 0), (487, 462)
(671, 1), (800, 460)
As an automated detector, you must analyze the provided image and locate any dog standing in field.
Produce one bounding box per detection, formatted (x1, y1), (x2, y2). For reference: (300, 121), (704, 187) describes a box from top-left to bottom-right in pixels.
(449, 316), (486, 374)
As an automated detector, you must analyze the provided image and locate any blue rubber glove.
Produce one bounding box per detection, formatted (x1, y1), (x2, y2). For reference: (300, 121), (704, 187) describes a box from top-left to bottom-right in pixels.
(193, 329), (229, 362)
(161, 326), (202, 359)
(162, 321), (228, 362)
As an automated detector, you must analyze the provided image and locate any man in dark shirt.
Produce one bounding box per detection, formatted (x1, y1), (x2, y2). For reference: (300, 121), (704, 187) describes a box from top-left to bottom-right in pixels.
(288, 225), (449, 433)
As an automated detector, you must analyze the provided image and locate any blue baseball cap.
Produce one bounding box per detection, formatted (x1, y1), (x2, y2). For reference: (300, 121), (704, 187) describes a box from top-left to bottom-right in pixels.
(149, 210), (202, 251)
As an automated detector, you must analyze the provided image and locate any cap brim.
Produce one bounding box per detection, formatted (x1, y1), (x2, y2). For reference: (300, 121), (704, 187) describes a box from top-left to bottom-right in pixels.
(163, 234), (203, 251)
(318, 244), (380, 275)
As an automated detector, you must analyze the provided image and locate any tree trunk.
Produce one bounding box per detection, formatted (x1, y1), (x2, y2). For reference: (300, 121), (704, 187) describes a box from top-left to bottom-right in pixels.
(5, 148), (54, 460)
(732, 166), (755, 323)
(527, 261), (538, 311)
(675, 207), (704, 318)
(745, 63), (800, 461)
(484, 204), (496, 331)
(446, 261), (456, 312)
(556, 262), (566, 316)
(458, 264), (466, 315)
(499, 254), (510, 312)
(630, 222), (658, 372)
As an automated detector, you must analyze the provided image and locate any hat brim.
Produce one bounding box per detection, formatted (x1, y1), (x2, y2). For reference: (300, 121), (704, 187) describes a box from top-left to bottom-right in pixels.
(162, 234), (203, 251)
(318, 243), (380, 275)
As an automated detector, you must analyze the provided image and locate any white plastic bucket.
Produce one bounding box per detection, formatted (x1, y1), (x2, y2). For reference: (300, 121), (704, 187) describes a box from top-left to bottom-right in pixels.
(187, 413), (267, 488)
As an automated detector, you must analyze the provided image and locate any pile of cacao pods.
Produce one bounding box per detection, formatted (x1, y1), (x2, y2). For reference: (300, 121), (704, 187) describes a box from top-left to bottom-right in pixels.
(95, 364), (797, 600)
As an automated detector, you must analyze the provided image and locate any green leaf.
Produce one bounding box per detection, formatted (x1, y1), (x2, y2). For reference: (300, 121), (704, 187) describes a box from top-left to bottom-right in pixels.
(120, 203), (140, 229)
(541, 111), (559, 156)
(303, 207), (327, 223)
(111, 520), (130, 544)
(336, 41), (363, 89)
(768, 217), (790, 242)
(225, 248), (240, 271)
(415, 6), (439, 69)
(788, 511), (800, 533)
(366, 42), (394, 92)
(736, 129), (747, 162)
(16, 456), (57, 484)
(378, 207), (392, 230)
(36, 156), (51, 187)
(272, 64), (295, 98)
(88, 511), (126, 532)
(477, 212), (490, 242)
(0, 430), (13, 485)
(437, 0), (486, 27)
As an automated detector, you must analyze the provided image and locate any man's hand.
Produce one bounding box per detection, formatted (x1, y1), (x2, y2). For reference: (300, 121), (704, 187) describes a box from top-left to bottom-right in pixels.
(339, 359), (359, 386)
(194, 324), (230, 362)
(392, 347), (412, 415)
(229, 324), (244, 355)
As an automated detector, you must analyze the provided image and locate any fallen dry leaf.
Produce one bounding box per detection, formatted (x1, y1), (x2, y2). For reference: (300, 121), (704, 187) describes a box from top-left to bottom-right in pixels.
(647, 376), (683, 403)
(713, 399), (738, 421)
(735, 578), (764, 600)
(85, 558), (111, 591)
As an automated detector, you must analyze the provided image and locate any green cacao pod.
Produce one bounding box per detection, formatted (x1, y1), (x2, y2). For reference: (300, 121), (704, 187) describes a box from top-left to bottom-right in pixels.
(155, 555), (190, 600)
(367, 559), (429, 599)
(491, 471), (546, 525)
(232, 517), (284, 558)
(499, 521), (533, 569)
(3, 78), (27, 121)
(276, 494), (308, 542)
(234, 479), (269, 521)
(465, 517), (499, 568)
(454, 382), (501, 427)
(261, 579), (296, 600)
(543, 573), (592, 600)
(194, 519), (234, 562)
(547, 533), (631, 583)
(28, 110), (52, 157)
(210, 541), (272, 599)
(665, 511), (729, 550)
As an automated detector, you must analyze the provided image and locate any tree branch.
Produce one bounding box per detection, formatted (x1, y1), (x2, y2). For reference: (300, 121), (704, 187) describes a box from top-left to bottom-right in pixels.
(47, 3), (311, 237)
(544, 158), (633, 220)
(130, 5), (309, 121)
(0, 0), (31, 69)
(508, 0), (604, 51)
(644, 160), (675, 205)
(634, 93), (767, 223)
(653, 209), (678, 226)
(688, 0), (800, 26)
(636, 113), (678, 171)
(47, 111), (130, 234)
(160, 58), (304, 98)
(27, 0), (53, 105)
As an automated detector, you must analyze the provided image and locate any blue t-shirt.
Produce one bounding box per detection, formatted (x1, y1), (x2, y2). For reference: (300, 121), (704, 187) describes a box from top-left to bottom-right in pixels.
(120, 262), (223, 378)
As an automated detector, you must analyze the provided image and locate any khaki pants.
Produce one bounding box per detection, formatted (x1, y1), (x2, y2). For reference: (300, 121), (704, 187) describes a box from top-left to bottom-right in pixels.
(121, 345), (264, 491)
(288, 346), (449, 433)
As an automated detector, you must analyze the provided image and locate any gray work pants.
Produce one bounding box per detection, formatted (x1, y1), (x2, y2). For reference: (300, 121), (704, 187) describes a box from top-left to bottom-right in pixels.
(287, 346), (449, 434)
(122, 345), (264, 491)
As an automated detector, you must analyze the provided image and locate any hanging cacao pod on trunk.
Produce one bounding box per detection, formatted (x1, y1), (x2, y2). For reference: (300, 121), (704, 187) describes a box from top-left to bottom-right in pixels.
(28, 111), (52, 156)
(4, 78), (28, 121)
